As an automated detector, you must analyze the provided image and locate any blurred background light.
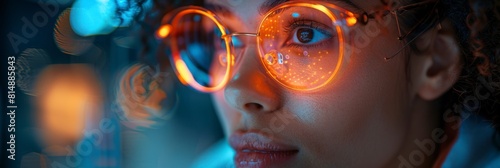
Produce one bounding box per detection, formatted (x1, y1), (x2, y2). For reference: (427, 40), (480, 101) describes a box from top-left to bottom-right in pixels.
(16, 48), (52, 96)
(4, 0), (223, 167)
(70, 0), (152, 36)
(70, 0), (118, 36)
(115, 63), (177, 130)
(55, 8), (95, 55)
(33, 64), (103, 156)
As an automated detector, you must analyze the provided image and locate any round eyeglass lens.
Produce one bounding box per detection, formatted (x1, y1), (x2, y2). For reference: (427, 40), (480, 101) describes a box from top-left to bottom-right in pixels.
(258, 5), (345, 91)
(170, 12), (230, 88)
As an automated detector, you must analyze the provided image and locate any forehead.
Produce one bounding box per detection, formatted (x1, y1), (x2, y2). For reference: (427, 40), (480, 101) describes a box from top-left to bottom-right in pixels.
(205, 0), (265, 18)
(204, 0), (380, 15)
(203, 0), (382, 32)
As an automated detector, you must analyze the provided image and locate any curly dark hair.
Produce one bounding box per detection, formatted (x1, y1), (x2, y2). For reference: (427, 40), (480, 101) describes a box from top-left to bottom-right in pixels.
(455, 0), (500, 129)
(397, 0), (500, 133)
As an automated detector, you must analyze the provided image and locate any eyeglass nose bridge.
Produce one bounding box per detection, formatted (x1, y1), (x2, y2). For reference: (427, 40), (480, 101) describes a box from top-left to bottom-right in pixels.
(222, 32), (259, 45)
(221, 32), (260, 64)
(222, 32), (258, 38)
(223, 32), (258, 44)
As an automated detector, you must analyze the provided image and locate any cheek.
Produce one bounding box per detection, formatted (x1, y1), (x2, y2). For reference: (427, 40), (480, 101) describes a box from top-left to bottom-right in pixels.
(211, 90), (240, 137)
(285, 44), (412, 166)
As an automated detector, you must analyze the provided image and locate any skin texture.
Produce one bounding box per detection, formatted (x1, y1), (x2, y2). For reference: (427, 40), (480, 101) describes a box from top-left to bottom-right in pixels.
(206, 0), (462, 167)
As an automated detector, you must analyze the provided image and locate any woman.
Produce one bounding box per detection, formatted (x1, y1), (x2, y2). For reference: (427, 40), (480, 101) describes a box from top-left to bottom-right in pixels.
(157, 0), (500, 167)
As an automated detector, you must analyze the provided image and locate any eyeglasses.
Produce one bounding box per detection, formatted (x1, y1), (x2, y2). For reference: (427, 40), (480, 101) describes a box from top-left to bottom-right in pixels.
(156, 0), (439, 92)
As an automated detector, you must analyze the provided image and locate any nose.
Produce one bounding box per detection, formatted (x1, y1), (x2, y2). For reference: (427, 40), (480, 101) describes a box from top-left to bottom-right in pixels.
(223, 46), (282, 114)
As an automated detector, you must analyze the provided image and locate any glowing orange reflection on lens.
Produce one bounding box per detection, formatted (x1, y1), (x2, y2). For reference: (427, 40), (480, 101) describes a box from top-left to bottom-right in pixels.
(160, 2), (358, 92)
(167, 7), (232, 92)
(346, 15), (357, 26)
(157, 24), (172, 38)
(257, 2), (347, 91)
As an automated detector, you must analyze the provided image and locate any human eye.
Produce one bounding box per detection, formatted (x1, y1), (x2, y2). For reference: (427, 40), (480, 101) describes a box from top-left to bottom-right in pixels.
(283, 19), (335, 48)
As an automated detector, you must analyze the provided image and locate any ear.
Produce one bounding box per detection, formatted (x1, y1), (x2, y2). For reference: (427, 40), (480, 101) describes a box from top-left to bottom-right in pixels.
(412, 19), (463, 101)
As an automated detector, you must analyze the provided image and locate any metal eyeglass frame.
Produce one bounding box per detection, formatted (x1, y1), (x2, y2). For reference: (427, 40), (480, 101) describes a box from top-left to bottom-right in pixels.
(156, 0), (441, 92)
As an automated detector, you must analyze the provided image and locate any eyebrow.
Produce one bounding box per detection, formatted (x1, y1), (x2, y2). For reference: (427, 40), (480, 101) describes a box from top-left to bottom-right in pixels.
(206, 0), (364, 17)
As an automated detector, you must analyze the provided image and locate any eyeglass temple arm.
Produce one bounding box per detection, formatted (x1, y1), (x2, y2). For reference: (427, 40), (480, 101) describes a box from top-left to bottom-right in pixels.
(359, 0), (441, 61)
(361, 0), (440, 39)
(394, 0), (441, 40)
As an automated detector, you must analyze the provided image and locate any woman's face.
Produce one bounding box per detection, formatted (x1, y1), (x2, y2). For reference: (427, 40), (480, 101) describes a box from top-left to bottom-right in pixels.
(208, 0), (436, 167)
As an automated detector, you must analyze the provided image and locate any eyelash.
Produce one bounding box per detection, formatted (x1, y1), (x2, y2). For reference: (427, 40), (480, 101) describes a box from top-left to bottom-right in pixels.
(282, 18), (336, 49)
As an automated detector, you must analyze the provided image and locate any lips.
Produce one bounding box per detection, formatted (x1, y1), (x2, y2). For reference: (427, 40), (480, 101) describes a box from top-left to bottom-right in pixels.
(229, 131), (298, 168)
